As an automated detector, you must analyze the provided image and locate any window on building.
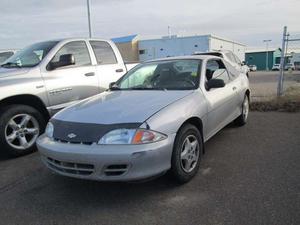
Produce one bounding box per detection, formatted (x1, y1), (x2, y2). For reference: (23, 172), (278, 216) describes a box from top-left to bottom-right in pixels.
(139, 50), (146, 55)
(90, 41), (117, 64)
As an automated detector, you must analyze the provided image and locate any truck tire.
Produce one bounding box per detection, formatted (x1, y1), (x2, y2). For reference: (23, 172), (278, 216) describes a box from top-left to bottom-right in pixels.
(0, 105), (46, 157)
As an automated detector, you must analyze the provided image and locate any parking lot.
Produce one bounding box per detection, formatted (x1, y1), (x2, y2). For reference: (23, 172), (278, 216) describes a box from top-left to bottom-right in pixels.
(0, 111), (299, 225)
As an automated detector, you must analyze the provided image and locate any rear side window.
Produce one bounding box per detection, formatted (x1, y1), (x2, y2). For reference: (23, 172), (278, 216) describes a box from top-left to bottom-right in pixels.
(225, 53), (235, 63)
(51, 41), (91, 67)
(90, 41), (117, 65)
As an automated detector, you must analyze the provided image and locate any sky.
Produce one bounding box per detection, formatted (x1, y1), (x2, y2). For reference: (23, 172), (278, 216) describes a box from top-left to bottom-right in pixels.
(0, 0), (299, 49)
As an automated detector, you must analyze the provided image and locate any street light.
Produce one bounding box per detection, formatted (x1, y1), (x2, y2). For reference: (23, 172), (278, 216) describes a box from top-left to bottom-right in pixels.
(263, 39), (272, 70)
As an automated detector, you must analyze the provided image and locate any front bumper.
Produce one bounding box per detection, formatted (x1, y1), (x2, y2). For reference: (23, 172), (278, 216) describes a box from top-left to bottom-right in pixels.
(37, 134), (176, 181)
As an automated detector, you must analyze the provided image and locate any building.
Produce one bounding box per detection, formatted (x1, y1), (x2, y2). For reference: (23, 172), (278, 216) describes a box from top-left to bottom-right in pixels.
(138, 34), (246, 62)
(111, 34), (139, 62)
(245, 48), (282, 71)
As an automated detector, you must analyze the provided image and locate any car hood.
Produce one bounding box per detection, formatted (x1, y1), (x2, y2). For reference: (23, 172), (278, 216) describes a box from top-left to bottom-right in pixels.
(0, 67), (31, 78)
(54, 90), (194, 124)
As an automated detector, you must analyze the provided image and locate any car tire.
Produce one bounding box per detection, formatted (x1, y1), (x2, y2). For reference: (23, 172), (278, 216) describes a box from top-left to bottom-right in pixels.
(0, 105), (46, 157)
(170, 124), (203, 184)
(234, 95), (249, 126)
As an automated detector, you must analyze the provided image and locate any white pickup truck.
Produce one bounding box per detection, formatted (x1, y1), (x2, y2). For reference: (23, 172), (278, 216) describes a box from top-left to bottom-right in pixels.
(0, 38), (137, 156)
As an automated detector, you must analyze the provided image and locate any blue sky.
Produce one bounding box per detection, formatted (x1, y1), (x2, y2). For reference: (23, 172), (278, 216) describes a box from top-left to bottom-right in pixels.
(0, 0), (299, 49)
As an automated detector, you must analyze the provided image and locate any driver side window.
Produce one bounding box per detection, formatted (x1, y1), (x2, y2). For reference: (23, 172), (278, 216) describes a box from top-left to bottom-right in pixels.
(51, 41), (91, 67)
(205, 59), (230, 90)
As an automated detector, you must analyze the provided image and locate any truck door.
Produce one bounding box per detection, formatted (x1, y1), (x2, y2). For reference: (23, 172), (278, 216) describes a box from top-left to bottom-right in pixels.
(89, 41), (126, 91)
(41, 41), (99, 112)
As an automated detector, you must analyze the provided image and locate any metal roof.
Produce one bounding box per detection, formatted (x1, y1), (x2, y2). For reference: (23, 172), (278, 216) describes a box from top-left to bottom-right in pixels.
(111, 34), (138, 43)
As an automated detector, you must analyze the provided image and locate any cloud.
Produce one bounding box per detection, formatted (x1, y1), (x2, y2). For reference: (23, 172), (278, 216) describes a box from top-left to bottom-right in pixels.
(0, 0), (299, 49)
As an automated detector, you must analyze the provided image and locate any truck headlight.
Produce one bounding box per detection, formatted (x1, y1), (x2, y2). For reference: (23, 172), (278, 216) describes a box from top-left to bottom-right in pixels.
(98, 129), (167, 145)
(45, 122), (54, 138)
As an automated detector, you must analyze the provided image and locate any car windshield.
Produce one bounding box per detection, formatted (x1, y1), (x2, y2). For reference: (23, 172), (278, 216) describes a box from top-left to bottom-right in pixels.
(115, 59), (201, 90)
(1, 41), (58, 68)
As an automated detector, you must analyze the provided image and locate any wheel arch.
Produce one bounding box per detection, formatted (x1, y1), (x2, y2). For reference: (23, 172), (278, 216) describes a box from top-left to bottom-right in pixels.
(0, 94), (50, 120)
(178, 116), (205, 154)
(245, 89), (250, 102)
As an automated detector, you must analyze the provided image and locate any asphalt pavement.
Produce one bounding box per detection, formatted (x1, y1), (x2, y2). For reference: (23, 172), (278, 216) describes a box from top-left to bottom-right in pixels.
(0, 112), (299, 225)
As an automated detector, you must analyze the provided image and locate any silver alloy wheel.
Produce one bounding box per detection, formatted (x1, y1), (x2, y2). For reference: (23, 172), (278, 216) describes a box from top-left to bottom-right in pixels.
(4, 114), (39, 150)
(180, 134), (199, 173)
(243, 96), (249, 121)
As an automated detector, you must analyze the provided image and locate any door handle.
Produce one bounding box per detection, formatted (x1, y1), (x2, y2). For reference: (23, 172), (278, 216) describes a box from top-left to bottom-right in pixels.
(116, 68), (124, 73)
(232, 86), (237, 91)
(84, 72), (95, 77)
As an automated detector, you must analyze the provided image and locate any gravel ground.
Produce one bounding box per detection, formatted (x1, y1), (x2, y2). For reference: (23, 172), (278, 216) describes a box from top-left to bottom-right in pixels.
(0, 111), (299, 225)
(249, 70), (300, 101)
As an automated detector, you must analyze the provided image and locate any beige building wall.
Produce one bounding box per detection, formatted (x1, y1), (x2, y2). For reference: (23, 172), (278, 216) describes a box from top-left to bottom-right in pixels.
(115, 40), (139, 62)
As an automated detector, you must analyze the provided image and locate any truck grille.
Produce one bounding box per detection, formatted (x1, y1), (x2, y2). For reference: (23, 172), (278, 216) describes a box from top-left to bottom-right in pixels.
(46, 157), (94, 175)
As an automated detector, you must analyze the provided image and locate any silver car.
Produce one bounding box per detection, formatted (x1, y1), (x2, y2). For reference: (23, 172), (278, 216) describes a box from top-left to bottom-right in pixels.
(37, 55), (250, 183)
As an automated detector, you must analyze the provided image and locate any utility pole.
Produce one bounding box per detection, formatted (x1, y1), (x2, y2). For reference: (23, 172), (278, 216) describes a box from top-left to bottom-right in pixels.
(87, 0), (92, 38)
(277, 26), (287, 96)
(263, 39), (272, 70)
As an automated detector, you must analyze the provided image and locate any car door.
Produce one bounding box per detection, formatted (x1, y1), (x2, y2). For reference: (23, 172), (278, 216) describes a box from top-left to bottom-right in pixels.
(203, 59), (239, 139)
(41, 41), (99, 112)
(89, 41), (126, 92)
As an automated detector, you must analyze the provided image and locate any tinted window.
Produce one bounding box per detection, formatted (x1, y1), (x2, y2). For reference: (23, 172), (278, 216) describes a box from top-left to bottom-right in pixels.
(51, 41), (91, 67)
(90, 41), (117, 64)
(206, 59), (230, 85)
(0, 51), (14, 64)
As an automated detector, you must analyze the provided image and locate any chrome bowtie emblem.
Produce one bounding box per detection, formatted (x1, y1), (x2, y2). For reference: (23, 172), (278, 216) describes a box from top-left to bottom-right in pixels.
(67, 133), (77, 139)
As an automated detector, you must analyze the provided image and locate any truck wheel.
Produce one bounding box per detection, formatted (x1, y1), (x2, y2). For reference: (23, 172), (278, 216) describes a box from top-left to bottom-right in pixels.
(0, 105), (46, 157)
(170, 124), (203, 184)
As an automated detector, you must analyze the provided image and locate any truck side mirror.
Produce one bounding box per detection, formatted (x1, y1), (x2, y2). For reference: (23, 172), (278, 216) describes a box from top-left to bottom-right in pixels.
(48, 54), (75, 70)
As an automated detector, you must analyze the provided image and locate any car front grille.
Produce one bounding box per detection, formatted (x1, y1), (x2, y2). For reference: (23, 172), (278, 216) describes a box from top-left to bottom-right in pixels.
(104, 164), (129, 176)
(46, 157), (95, 175)
(54, 138), (93, 145)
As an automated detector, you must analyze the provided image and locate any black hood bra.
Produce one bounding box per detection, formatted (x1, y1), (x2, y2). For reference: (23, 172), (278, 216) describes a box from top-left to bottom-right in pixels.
(51, 119), (142, 143)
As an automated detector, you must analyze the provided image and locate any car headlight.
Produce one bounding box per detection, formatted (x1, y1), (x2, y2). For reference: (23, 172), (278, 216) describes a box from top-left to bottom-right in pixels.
(45, 122), (54, 138)
(98, 128), (167, 145)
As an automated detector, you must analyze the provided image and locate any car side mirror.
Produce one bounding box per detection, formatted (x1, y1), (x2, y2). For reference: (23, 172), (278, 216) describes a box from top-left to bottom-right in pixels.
(241, 61), (246, 66)
(207, 78), (225, 90)
(48, 54), (75, 70)
(109, 82), (116, 89)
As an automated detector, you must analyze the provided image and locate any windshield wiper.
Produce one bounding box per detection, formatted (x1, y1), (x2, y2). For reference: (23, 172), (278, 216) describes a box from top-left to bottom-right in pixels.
(1, 62), (21, 68)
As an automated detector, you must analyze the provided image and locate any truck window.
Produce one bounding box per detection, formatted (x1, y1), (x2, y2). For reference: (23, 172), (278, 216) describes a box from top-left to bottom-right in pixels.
(51, 41), (91, 67)
(90, 41), (117, 65)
